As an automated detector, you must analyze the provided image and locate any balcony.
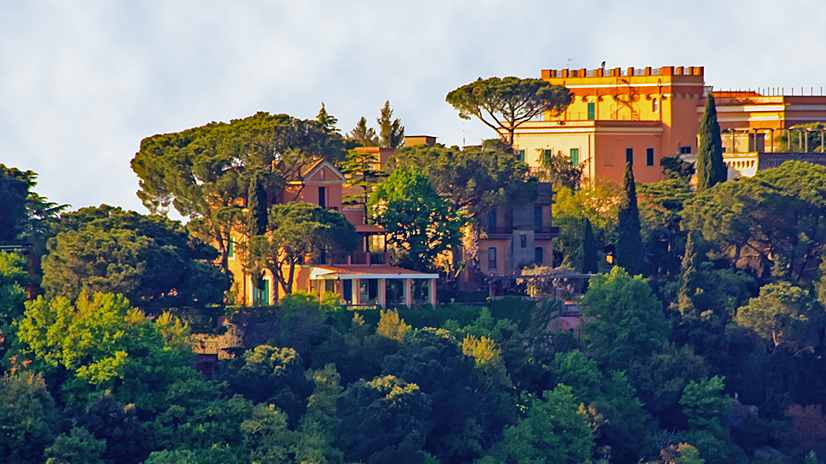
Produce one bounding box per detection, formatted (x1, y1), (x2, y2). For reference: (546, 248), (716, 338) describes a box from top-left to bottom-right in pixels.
(535, 226), (561, 239)
(486, 227), (514, 238)
(350, 251), (389, 265)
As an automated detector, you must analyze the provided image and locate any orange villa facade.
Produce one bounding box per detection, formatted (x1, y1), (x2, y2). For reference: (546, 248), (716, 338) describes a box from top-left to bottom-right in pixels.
(226, 158), (438, 307)
(510, 65), (826, 184)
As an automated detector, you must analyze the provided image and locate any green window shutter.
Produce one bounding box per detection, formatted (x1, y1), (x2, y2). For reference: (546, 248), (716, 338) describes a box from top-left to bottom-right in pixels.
(570, 148), (580, 165)
(587, 102), (595, 120)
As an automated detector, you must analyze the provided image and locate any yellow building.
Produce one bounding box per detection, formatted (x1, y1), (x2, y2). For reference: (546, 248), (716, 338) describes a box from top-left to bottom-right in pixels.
(512, 65), (826, 185)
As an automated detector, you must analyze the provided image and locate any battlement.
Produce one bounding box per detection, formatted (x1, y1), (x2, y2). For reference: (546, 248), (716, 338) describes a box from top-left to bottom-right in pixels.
(541, 66), (704, 79)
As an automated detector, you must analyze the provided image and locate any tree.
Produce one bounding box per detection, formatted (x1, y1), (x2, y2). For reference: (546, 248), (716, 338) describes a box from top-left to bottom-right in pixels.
(248, 202), (360, 294)
(348, 116), (378, 147)
(132, 112), (346, 271)
(76, 393), (147, 464)
(0, 164), (66, 243)
(240, 404), (296, 464)
(581, 267), (669, 371)
(582, 219), (599, 273)
(376, 309), (409, 342)
(777, 122), (826, 153)
(18, 292), (198, 411)
(336, 375), (434, 464)
(536, 149), (582, 190)
(696, 94), (726, 193)
(316, 102), (340, 134)
(553, 178), (621, 270)
(388, 144), (536, 222)
(45, 427), (106, 464)
(0, 372), (59, 464)
(369, 168), (466, 271)
(446, 76), (573, 148)
(479, 384), (594, 464)
(637, 177), (694, 281)
(41, 205), (229, 313)
(341, 149), (388, 220)
(680, 376), (731, 433)
(616, 163), (645, 276)
(735, 281), (824, 351)
(377, 100), (405, 148)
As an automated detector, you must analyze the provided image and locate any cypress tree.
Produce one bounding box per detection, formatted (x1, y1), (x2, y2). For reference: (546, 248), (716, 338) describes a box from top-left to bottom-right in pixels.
(696, 93), (726, 192)
(616, 163), (645, 276)
(677, 231), (703, 318)
(582, 218), (599, 274)
(248, 173), (268, 236)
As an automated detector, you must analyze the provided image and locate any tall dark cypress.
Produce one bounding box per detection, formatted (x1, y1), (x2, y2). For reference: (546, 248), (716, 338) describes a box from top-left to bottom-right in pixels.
(677, 231), (703, 318)
(616, 163), (645, 276)
(248, 173), (268, 236)
(696, 93), (726, 192)
(582, 218), (599, 274)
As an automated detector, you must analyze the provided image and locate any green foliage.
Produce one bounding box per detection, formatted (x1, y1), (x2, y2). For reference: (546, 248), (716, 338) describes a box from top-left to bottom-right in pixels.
(736, 281), (824, 350)
(683, 161), (826, 284)
(44, 427), (106, 464)
(637, 177), (694, 281)
(247, 172), (268, 236)
(628, 342), (709, 426)
(462, 334), (511, 387)
(679, 376), (731, 432)
(479, 384), (594, 464)
(222, 345), (313, 424)
(248, 202), (360, 294)
(388, 144), (536, 222)
(337, 375), (434, 464)
(241, 404), (295, 464)
(377, 100), (405, 148)
(0, 164), (67, 243)
(582, 219), (599, 273)
(581, 267), (669, 370)
(445, 76), (573, 147)
(696, 94), (726, 193)
(553, 178), (621, 270)
(41, 205), (229, 313)
(131, 112), (345, 270)
(536, 149), (582, 190)
(654, 443), (705, 464)
(76, 393), (147, 464)
(369, 168), (466, 271)
(661, 155), (696, 182)
(0, 372), (59, 464)
(18, 292), (197, 410)
(776, 122), (825, 153)
(617, 163), (645, 276)
(0, 251), (28, 321)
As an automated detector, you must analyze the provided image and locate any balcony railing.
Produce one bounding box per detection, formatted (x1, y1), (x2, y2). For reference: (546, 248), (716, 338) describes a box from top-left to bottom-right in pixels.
(535, 226), (561, 236)
(486, 227), (514, 236)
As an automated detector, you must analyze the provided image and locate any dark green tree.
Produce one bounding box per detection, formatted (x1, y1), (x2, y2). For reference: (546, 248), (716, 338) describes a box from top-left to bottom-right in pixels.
(536, 149), (582, 190)
(446, 76), (573, 148)
(582, 219), (598, 273)
(132, 112), (345, 271)
(41, 205), (229, 313)
(696, 93), (726, 193)
(677, 231), (704, 319)
(316, 102), (340, 134)
(735, 281), (824, 351)
(368, 168), (466, 271)
(377, 100), (405, 148)
(0, 372), (59, 464)
(337, 375), (434, 464)
(76, 393), (147, 464)
(348, 116), (378, 147)
(44, 427), (106, 464)
(616, 163), (645, 276)
(247, 172), (268, 237)
(0, 165), (66, 243)
(581, 267), (669, 371)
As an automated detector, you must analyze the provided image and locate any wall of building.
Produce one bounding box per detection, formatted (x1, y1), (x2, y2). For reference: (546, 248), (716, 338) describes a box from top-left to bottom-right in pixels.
(594, 132), (663, 183)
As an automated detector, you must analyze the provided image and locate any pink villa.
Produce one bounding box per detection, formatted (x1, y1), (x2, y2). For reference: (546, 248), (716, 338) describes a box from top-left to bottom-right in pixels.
(226, 158), (439, 307)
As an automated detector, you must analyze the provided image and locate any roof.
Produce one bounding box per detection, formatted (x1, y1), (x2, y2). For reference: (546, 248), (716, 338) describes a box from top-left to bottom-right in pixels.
(284, 158), (347, 183)
(310, 265), (439, 280)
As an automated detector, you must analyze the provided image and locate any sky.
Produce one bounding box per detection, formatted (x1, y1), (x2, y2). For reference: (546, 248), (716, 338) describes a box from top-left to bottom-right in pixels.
(2, 0), (826, 216)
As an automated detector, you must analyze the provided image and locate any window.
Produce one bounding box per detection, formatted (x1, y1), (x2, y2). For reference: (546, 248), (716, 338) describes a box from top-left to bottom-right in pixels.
(652, 98), (659, 113)
(343, 279), (353, 303)
(542, 149), (553, 159)
(318, 187), (326, 209)
(487, 209), (497, 234)
(587, 102), (595, 120)
(570, 148), (579, 166)
(625, 148), (634, 165)
(488, 247), (497, 270)
(534, 205), (543, 231)
(412, 280), (430, 306)
(324, 280), (335, 294)
(227, 240), (235, 259)
(604, 146), (613, 166)
(521, 235), (527, 248)
(679, 146), (692, 154)
(517, 150), (525, 163)
(646, 148), (654, 166)
(535, 246), (544, 265)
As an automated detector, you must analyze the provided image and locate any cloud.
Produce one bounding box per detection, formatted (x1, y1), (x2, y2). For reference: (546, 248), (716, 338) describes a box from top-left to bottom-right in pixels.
(1, 0), (825, 213)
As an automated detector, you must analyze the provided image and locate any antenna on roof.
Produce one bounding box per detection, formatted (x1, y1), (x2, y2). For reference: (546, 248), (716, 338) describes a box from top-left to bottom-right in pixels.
(567, 58), (576, 69)
(601, 61), (606, 69)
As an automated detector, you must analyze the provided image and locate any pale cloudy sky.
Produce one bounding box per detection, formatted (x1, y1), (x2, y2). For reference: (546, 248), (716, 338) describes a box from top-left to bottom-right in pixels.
(2, 0), (825, 214)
